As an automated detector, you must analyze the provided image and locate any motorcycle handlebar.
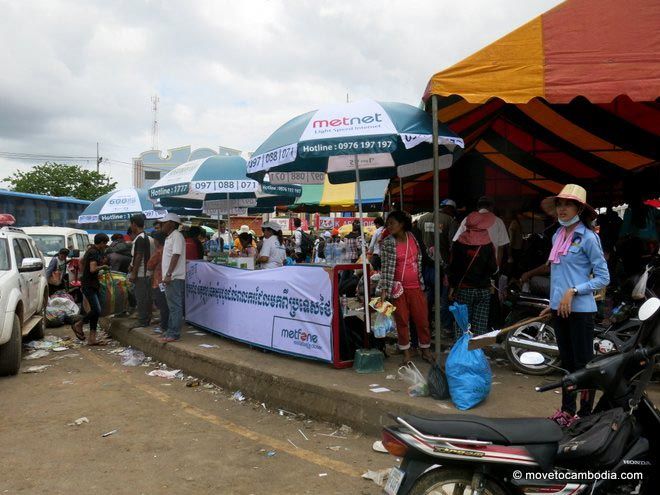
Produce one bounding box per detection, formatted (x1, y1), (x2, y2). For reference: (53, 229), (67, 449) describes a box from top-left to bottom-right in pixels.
(535, 381), (563, 393)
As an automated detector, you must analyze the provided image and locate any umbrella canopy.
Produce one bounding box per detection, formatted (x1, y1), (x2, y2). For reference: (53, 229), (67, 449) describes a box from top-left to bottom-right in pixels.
(246, 99), (464, 184)
(419, 0), (659, 200)
(78, 188), (166, 224)
(148, 155), (301, 209)
(290, 177), (389, 212)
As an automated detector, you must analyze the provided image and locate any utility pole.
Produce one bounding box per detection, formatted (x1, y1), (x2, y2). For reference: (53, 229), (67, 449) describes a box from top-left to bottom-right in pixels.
(151, 95), (160, 150)
(96, 142), (102, 173)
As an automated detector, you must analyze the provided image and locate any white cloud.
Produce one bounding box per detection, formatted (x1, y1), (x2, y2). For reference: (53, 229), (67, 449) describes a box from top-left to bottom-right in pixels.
(0, 0), (562, 190)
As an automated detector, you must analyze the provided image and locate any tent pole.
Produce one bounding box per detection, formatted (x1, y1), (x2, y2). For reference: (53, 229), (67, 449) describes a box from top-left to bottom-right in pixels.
(226, 192), (231, 249)
(354, 154), (371, 335)
(432, 95), (442, 357)
(399, 176), (404, 210)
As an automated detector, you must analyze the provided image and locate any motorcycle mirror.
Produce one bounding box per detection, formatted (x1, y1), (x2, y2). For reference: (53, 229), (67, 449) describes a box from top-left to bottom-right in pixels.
(638, 298), (660, 322)
(520, 352), (546, 366)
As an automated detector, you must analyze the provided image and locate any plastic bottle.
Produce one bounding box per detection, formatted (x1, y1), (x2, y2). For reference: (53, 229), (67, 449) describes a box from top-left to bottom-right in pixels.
(341, 294), (348, 315)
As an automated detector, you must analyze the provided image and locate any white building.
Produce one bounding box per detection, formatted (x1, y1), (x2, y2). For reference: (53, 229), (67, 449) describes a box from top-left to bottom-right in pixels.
(132, 145), (243, 188)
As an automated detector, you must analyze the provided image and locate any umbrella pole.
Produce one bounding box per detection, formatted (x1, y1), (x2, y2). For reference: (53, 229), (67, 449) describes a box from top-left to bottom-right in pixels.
(432, 95), (443, 357)
(353, 154), (371, 335)
(226, 192), (231, 250)
(399, 177), (404, 210)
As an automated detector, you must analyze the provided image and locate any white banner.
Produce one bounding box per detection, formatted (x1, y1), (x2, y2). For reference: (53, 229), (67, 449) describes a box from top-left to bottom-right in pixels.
(400, 133), (464, 150)
(185, 262), (334, 362)
(327, 153), (394, 174)
(203, 198), (258, 214)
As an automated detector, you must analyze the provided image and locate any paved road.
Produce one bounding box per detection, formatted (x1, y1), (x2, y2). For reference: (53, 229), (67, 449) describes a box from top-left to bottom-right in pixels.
(0, 330), (391, 495)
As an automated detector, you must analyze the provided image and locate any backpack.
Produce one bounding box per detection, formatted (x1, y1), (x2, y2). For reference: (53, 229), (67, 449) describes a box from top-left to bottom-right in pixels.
(300, 230), (313, 256)
(557, 407), (638, 468)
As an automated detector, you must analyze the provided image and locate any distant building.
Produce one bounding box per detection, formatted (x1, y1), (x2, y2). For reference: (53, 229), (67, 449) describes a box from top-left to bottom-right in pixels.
(132, 145), (243, 188)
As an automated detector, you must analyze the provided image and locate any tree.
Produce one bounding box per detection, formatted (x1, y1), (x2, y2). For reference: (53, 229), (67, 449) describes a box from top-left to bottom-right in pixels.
(3, 162), (117, 201)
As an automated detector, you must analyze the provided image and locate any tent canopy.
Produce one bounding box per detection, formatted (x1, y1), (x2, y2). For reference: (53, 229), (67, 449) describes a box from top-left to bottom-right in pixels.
(413, 0), (659, 203)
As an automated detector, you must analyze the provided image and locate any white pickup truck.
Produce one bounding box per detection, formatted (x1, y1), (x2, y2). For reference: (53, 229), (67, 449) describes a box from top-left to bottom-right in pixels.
(0, 225), (49, 376)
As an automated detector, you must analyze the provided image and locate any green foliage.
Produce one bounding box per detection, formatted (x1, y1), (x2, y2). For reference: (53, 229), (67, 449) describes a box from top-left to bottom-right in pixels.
(3, 162), (117, 201)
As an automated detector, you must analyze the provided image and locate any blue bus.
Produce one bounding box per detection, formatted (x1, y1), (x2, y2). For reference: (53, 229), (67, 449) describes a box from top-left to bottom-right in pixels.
(0, 190), (122, 233)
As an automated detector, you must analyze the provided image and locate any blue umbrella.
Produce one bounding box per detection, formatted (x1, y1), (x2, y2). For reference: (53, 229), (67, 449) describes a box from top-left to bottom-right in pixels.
(449, 303), (470, 334)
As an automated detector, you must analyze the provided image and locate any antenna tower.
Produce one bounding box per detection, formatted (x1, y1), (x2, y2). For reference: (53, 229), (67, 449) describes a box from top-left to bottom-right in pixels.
(151, 95), (160, 150)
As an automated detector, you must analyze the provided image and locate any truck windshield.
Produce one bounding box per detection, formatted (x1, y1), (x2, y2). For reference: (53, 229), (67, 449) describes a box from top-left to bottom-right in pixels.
(0, 239), (9, 270)
(30, 234), (66, 257)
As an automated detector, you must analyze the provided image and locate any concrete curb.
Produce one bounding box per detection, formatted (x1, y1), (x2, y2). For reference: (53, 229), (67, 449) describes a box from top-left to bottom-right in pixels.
(107, 318), (443, 436)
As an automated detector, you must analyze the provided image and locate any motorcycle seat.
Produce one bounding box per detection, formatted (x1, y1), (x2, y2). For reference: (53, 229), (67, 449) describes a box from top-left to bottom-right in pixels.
(400, 414), (563, 445)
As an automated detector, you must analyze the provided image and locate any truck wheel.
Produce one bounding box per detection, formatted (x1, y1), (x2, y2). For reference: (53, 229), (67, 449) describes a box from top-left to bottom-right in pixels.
(31, 292), (48, 340)
(0, 314), (22, 376)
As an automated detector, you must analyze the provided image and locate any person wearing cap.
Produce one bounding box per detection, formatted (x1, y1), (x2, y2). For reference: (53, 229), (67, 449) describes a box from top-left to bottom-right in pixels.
(453, 196), (509, 268)
(257, 222), (286, 269)
(46, 247), (70, 294)
(160, 213), (186, 342)
(527, 184), (609, 425)
(234, 225), (257, 251)
(448, 210), (498, 338)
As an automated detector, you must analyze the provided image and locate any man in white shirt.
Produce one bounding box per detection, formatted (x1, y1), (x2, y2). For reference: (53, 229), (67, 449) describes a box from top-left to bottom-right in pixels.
(292, 217), (305, 262)
(160, 213), (187, 342)
(211, 220), (232, 250)
(453, 196), (510, 267)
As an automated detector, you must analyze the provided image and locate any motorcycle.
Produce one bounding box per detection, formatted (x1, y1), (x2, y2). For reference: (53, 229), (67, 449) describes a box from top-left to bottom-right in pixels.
(381, 297), (660, 495)
(502, 260), (658, 375)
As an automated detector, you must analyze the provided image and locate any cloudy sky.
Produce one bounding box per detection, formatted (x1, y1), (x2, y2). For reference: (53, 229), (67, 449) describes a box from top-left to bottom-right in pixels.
(0, 0), (562, 189)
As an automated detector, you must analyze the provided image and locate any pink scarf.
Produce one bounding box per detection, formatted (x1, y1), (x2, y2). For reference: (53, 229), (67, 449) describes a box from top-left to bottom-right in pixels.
(548, 227), (573, 264)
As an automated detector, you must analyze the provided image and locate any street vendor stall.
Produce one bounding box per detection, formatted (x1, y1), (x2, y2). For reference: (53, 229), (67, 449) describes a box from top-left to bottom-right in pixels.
(185, 261), (368, 368)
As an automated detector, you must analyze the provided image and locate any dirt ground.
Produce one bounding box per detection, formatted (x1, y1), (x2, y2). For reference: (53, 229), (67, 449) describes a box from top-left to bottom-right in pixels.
(0, 328), (392, 495)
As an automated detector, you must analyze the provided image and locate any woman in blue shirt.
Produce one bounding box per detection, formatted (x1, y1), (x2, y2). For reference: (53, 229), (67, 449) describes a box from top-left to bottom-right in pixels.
(524, 185), (609, 426)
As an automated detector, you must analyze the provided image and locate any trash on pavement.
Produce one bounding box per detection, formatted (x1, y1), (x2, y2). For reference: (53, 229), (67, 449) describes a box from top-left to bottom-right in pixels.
(52, 353), (80, 361)
(287, 439), (298, 449)
(52, 346), (69, 352)
(68, 417), (89, 426)
(22, 365), (51, 373)
(186, 379), (201, 388)
(265, 450), (276, 457)
(102, 429), (118, 437)
(198, 344), (219, 349)
(398, 362), (429, 397)
(385, 374), (396, 380)
(327, 446), (341, 451)
(120, 348), (146, 366)
(147, 369), (181, 379)
(372, 441), (388, 453)
(370, 387), (391, 393)
(338, 424), (353, 436)
(26, 350), (50, 360)
(232, 391), (246, 402)
(318, 473), (328, 477)
(362, 468), (392, 487)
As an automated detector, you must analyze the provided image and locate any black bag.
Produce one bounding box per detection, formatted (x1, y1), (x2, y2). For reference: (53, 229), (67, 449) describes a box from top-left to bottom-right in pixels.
(558, 407), (638, 467)
(427, 361), (450, 400)
(300, 231), (313, 257)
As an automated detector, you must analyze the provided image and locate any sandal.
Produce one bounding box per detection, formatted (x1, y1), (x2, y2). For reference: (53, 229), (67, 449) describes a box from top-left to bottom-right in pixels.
(71, 321), (85, 341)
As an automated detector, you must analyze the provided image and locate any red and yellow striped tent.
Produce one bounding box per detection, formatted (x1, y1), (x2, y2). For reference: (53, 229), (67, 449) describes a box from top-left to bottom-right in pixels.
(395, 0), (659, 208)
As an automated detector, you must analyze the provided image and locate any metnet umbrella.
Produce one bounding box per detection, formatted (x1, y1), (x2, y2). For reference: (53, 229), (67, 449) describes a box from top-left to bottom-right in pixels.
(247, 99), (464, 332)
(78, 187), (166, 224)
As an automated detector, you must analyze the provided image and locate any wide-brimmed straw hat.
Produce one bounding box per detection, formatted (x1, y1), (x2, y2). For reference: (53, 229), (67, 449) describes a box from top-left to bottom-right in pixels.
(541, 184), (596, 220)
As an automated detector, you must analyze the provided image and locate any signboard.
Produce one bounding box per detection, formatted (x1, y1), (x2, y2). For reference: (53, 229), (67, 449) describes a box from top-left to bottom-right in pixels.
(185, 262), (334, 362)
(314, 216), (375, 230)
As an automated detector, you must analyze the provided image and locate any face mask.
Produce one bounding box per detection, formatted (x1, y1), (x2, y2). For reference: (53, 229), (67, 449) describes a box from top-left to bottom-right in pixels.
(558, 215), (580, 227)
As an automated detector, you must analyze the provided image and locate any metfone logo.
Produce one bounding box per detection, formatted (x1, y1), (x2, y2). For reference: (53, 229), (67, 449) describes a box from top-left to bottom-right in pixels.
(280, 327), (321, 350)
(312, 113), (383, 128)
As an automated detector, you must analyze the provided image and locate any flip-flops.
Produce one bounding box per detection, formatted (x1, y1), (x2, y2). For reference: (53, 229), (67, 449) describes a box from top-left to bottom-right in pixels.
(71, 322), (85, 341)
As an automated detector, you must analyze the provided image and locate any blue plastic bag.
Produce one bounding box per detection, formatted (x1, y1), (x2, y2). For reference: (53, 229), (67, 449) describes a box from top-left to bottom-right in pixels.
(445, 332), (492, 410)
(373, 312), (395, 338)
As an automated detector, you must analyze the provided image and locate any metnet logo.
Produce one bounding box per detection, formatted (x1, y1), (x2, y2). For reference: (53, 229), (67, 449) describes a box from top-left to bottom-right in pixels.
(281, 327), (321, 350)
(312, 113), (383, 128)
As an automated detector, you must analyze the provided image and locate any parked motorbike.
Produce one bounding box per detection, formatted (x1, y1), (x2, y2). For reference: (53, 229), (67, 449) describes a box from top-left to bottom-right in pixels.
(381, 298), (660, 495)
(502, 260), (658, 375)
